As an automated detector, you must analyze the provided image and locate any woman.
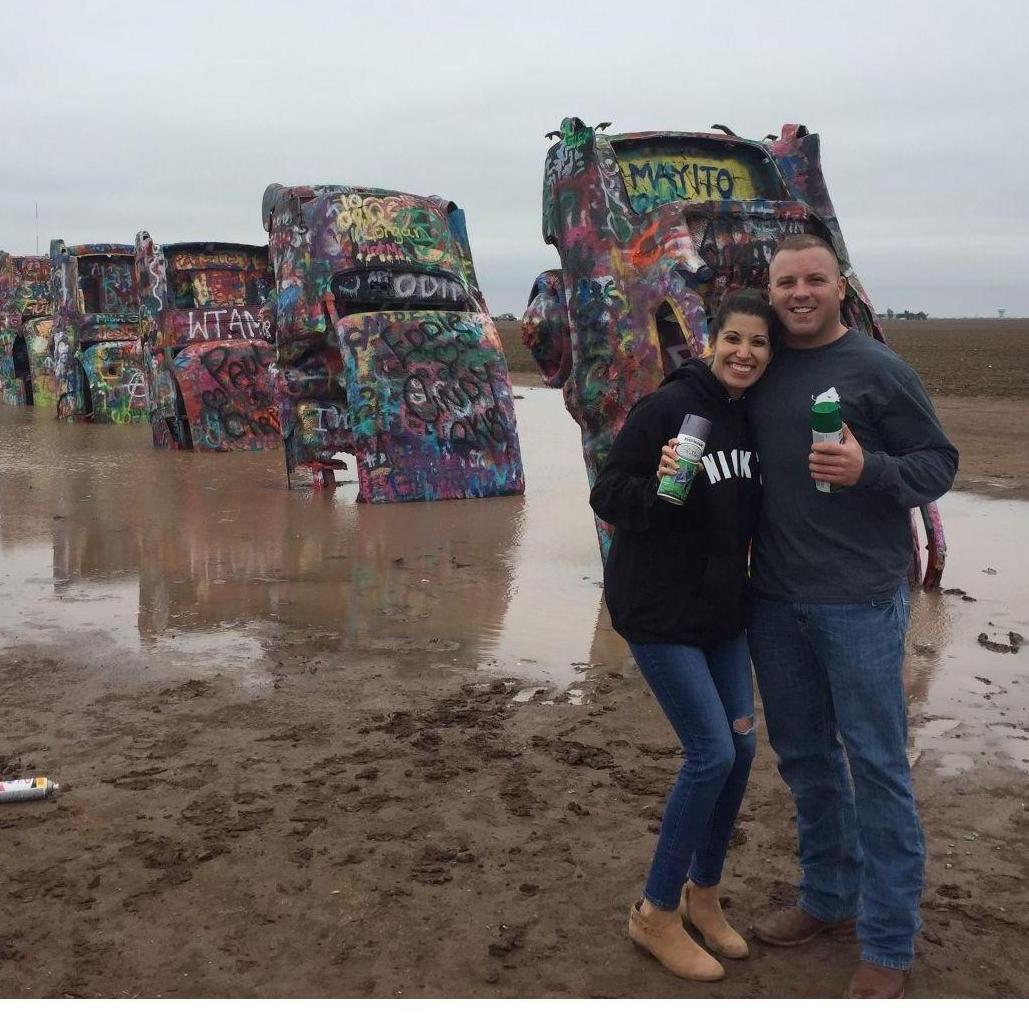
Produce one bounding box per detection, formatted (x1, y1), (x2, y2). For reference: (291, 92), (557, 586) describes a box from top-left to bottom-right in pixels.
(589, 288), (774, 982)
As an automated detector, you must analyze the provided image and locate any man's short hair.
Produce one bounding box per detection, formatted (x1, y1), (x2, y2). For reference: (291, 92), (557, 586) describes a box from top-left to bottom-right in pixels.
(771, 234), (841, 273)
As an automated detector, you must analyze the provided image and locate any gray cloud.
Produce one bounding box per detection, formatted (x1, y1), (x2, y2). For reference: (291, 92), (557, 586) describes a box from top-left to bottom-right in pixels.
(2, 0), (1026, 316)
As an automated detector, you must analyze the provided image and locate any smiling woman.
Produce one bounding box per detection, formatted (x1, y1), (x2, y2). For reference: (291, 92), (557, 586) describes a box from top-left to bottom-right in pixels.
(710, 315), (772, 395)
(588, 287), (774, 981)
(709, 298), (774, 398)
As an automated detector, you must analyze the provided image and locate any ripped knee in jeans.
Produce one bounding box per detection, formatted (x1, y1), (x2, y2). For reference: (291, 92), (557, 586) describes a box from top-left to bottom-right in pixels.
(732, 715), (755, 735)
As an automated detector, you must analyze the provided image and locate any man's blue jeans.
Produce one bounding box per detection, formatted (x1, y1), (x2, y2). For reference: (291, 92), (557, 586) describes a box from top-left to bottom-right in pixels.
(629, 633), (756, 910)
(748, 586), (923, 971)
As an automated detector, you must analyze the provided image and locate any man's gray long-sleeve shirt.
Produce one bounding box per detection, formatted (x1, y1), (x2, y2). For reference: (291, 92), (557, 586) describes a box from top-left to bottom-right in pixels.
(748, 329), (958, 602)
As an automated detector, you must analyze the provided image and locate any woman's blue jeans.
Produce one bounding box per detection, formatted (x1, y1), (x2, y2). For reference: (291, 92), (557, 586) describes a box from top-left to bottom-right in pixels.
(629, 632), (756, 909)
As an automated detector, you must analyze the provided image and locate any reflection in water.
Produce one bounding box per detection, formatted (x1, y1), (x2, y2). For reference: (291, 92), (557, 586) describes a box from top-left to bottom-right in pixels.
(903, 587), (949, 705)
(0, 392), (612, 687)
(903, 492), (1029, 775)
(2, 401), (1026, 775)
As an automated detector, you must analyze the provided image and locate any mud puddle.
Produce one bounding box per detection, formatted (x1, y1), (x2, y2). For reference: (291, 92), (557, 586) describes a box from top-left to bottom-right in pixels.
(1, 396), (1025, 775)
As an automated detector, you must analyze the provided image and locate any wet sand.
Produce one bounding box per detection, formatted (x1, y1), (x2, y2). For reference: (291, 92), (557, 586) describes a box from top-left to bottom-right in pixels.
(1, 386), (1027, 999)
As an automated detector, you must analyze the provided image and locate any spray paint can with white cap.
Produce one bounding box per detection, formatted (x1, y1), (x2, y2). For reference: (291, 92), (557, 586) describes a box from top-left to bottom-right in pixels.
(811, 387), (843, 493)
(0, 776), (61, 803)
(656, 413), (712, 505)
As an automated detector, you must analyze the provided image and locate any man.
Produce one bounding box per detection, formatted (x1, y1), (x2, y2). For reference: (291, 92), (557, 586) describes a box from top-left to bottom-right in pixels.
(745, 235), (958, 998)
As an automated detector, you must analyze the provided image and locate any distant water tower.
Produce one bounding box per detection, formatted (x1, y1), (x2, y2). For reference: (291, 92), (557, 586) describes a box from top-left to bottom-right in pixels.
(998, 308), (1006, 318)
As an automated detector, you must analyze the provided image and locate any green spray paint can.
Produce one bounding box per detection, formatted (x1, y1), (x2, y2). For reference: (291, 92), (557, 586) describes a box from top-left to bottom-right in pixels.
(811, 389), (843, 493)
(656, 413), (712, 505)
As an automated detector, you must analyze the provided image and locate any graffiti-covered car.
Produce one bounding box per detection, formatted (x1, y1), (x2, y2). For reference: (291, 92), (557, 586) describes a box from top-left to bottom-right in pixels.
(135, 233), (282, 452)
(50, 240), (146, 423)
(262, 183), (524, 501)
(523, 117), (943, 585)
(0, 252), (54, 407)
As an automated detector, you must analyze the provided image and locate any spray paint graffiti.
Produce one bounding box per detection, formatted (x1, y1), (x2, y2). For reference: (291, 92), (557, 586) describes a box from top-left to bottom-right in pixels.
(173, 340), (282, 450)
(78, 342), (149, 423)
(523, 117), (942, 584)
(336, 309), (521, 502)
(263, 183), (524, 500)
(277, 345), (349, 484)
(50, 240), (147, 424)
(23, 316), (57, 407)
(135, 233), (282, 452)
(618, 151), (763, 213)
(0, 253), (54, 407)
(186, 307), (268, 341)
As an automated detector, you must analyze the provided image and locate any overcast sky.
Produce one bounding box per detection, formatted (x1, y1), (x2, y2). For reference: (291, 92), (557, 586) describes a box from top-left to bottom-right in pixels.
(2, 0), (1026, 317)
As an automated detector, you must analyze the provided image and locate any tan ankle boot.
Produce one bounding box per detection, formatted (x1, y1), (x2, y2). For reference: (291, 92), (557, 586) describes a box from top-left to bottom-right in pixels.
(681, 883), (749, 959)
(628, 900), (725, 981)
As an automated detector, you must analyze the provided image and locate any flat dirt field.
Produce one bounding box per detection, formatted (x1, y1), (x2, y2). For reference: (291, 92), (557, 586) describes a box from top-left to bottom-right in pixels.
(883, 320), (1029, 495)
(1, 319), (1026, 1000)
(885, 319), (1028, 399)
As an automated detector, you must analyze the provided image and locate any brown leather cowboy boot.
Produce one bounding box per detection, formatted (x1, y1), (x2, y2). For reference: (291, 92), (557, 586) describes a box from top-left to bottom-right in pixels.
(846, 961), (908, 998)
(753, 905), (857, 946)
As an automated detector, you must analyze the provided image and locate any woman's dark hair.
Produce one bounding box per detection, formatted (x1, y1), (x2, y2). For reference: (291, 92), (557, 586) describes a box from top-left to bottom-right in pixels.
(708, 287), (774, 342)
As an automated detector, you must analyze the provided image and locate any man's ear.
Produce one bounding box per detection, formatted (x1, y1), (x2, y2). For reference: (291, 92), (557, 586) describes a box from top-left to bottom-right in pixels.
(835, 275), (846, 301)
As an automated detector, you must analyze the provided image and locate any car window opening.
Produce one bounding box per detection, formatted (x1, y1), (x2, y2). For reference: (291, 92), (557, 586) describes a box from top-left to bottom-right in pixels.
(655, 301), (693, 375)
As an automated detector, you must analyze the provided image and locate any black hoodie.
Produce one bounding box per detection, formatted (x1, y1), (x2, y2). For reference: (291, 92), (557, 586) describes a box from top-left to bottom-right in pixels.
(589, 358), (760, 647)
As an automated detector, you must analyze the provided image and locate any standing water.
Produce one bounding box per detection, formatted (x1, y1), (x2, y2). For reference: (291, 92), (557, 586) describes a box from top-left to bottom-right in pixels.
(1, 394), (1025, 774)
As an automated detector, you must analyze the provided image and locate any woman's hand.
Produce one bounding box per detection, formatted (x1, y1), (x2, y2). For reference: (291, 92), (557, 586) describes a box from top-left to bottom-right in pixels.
(656, 438), (680, 481)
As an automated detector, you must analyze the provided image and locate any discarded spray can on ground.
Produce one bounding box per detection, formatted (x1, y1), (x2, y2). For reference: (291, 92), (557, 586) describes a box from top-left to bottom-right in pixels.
(811, 387), (844, 493)
(656, 413), (712, 505)
(0, 776), (61, 803)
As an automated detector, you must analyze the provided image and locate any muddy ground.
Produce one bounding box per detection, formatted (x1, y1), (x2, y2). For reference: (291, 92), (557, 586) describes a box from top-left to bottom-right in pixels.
(1, 320), (1027, 998)
(1, 640), (1025, 1000)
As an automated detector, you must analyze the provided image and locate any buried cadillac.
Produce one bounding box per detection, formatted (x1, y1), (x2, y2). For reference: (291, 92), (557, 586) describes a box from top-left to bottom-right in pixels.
(0, 252), (54, 407)
(135, 233), (282, 452)
(262, 183), (524, 501)
(522, 117), (944, 586)
(51, 240), (146, 424)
